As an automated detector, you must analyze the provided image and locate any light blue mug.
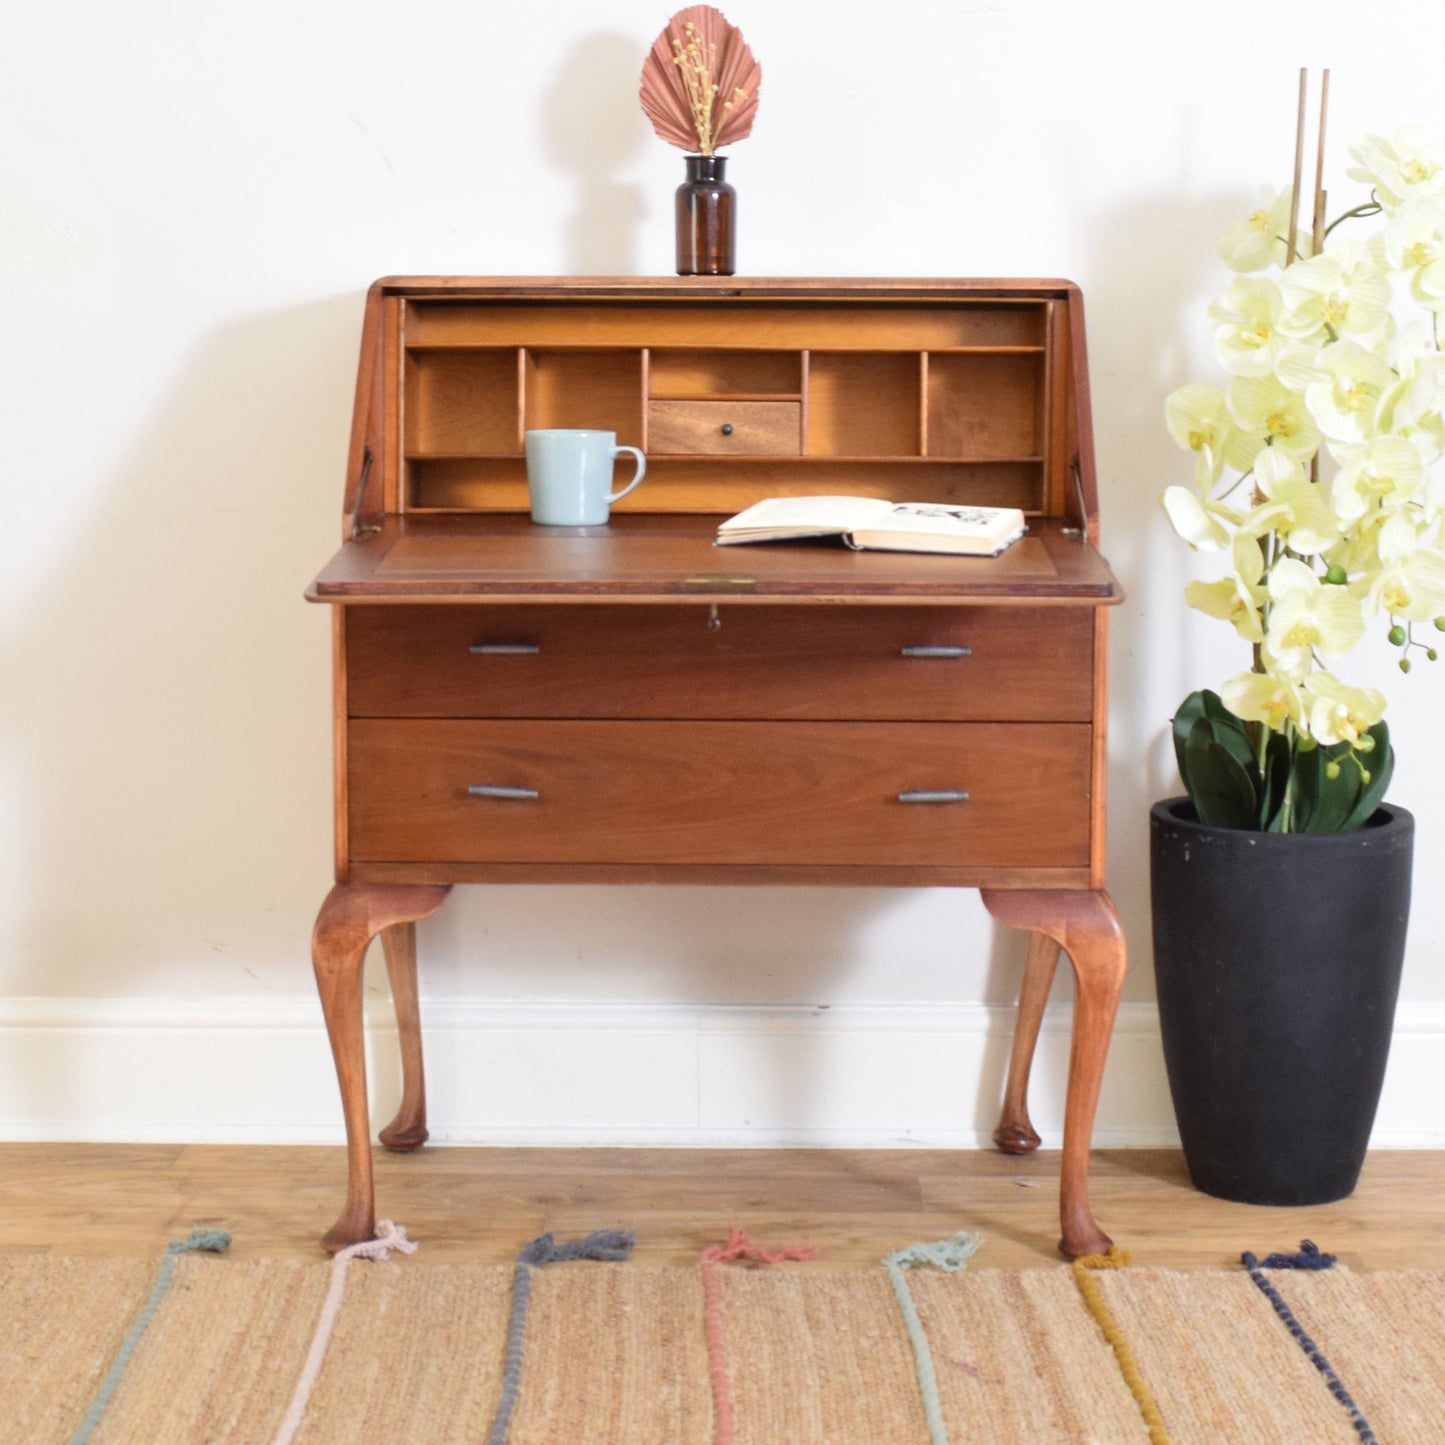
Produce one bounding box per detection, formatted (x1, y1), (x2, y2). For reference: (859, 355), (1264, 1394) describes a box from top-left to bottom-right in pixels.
(524, 429), (647, 526)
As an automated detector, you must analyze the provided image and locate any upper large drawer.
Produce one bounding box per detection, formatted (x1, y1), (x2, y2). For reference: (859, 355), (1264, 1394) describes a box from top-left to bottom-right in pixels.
(344, 604), (1094, 722)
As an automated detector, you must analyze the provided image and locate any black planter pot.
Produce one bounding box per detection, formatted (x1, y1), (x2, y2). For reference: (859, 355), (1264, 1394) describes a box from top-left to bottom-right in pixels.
(1150, 796), (1413, 1205)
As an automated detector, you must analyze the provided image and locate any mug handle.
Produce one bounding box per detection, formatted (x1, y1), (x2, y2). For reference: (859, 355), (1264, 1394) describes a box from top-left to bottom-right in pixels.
(608, 446), (647, 505)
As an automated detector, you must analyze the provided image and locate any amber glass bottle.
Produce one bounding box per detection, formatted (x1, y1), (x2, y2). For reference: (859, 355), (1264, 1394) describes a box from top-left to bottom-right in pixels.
(675, 154), (735, 276)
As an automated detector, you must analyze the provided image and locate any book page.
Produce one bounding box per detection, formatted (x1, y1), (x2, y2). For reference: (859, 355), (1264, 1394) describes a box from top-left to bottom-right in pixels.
(718, 495), (890, 533)
(869, 502), (1022, 537)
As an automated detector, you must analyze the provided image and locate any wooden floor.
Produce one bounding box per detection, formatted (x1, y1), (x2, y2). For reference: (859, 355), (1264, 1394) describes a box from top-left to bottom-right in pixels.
(2, 1144), (1442, 1270)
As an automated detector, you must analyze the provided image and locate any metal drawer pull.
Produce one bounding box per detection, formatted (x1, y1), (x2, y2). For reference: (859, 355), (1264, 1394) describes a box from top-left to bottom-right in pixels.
(899, 645), (971, 658)
(469, 642), (541, 655)
(897, 789), (970, 804)
(468, 784), (540, 801)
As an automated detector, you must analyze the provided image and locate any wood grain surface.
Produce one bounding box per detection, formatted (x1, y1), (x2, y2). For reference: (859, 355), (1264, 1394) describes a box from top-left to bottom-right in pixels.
(1, 1144), (1435, 1271)
(343, 603), (1094, 722)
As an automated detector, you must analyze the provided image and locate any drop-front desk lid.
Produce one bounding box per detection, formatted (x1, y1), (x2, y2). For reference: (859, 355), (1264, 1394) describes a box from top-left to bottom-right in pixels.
(307, 514), (1124, 606)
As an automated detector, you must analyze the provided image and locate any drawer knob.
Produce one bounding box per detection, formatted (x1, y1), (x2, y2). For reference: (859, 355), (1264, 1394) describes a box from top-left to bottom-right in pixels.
(720, 423), (734, 435)
(469, 642), (541, 655)
(897, 789), (970, 804)
(899, 645), (971, 659)
(468, 784), (540, 801)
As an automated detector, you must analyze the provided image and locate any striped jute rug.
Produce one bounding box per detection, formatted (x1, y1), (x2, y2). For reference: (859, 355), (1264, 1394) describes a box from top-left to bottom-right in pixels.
(4, 1237), (1444, 1443)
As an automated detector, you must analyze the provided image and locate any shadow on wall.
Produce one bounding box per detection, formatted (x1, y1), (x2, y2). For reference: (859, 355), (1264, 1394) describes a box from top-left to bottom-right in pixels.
(1081, 185), (1254, 999)
(0, 297), (361, 1115)
(0, 296), (367, 1127)
(539, 31), (650, 274)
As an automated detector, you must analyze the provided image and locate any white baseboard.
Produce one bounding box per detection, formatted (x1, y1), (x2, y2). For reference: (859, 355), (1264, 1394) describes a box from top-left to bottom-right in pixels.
(1, 996), (1442, 1148)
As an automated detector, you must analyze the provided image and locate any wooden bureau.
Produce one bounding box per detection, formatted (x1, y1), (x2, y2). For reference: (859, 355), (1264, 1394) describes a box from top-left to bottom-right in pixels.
(306, 277), (1126, 1257)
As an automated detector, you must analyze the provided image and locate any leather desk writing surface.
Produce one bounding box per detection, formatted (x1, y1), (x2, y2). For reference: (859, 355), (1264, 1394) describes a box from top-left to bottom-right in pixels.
(308, 515), (1121, 604)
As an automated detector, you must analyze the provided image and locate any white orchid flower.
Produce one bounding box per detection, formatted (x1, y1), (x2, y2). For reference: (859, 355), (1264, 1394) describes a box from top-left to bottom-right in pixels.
(1376, 507), (1445, 568)
(1265, 556), (1366, 676)
(1380, 197), (1445, 312)
(1408, 413), (1445, 463)
(1162, 485), (1239, 550)
(1378, 508), (1430, 565)
(1222, 669), (1306, 734)
(1382, 197), (1445, 273)
(1217, 186), (1309, 272)
(1209, 277), (1290, 378)
(1225, 375), (1320, 463)
(1301, 671), (1387, 747)
(1273, 341), (1329, 396)
(1305, 341), (1395, 447)
(1348, 124), (1445, 213)
(1325, 517), (1390, 584)
(1239, 449), (1337, 554)
(1331, 436), (1428, 523)
(1376, 322), (1445, 460)
(1277, 244), (1391, 344)
(1365, 514), (1445, 619)
(1164, 382), (1252, 486)
(1184, 534), (1268, 642)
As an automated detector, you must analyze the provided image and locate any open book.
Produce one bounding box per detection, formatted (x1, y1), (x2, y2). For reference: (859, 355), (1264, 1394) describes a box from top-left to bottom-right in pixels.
(715, 496), (1027, 557)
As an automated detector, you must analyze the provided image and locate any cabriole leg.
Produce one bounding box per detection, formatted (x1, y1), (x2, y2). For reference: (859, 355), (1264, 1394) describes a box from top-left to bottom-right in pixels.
(378, 922), (429, 1152)
(994, 931), (1062, 1154)
(981, 888), (1126, 1260)
(311, 882), (450, 1252)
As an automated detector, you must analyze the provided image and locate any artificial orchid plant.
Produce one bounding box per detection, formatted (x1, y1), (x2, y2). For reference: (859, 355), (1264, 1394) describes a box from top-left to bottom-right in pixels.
(1164, 108), (1445, 833)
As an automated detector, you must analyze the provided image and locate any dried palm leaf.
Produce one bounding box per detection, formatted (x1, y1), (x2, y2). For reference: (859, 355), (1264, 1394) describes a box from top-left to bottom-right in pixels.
(640, 6), (761, 155)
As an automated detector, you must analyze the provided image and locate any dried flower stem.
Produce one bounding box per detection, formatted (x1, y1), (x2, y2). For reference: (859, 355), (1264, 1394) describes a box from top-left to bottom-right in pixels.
(673, 23), (721, 154)
(671, 21), (752, 154)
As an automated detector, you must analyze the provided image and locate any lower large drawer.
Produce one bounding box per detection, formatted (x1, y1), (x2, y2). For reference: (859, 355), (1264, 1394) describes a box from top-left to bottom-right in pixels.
(347, 719), (1091, 868)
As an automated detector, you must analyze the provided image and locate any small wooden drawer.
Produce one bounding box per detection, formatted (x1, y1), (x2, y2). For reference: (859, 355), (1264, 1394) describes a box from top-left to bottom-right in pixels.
(346, 719), (1091, 868)
(345, 605), (1093, 723)
(648, 400), (801, 455)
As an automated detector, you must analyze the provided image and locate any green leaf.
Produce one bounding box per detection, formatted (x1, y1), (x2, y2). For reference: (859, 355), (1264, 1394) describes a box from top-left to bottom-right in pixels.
(1175, 690), (1255, 770)
(1182, 720), (1260, 829)
(1259, 730), (1292, 830)
(1288, 743), (1319, 832)
(1341, 724), (1395, 832)
(1171, 691), (1213, 778)
(1297, 742), (1354, 835)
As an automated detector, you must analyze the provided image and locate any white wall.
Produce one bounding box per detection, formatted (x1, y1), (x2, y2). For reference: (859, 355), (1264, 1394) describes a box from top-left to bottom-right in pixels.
(3, 0), (1445, 1146)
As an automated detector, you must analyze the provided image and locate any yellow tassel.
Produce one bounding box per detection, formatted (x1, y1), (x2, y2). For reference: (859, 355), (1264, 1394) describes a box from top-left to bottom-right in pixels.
(1072, 1251), (1171, 1444)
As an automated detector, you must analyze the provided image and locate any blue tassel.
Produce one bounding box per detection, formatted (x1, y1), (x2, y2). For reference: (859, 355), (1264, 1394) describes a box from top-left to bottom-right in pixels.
(486, 1229), (637, 1445)
(1241, 1242), (1375, 1445)
(1240, 1238), (1336, 1271)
